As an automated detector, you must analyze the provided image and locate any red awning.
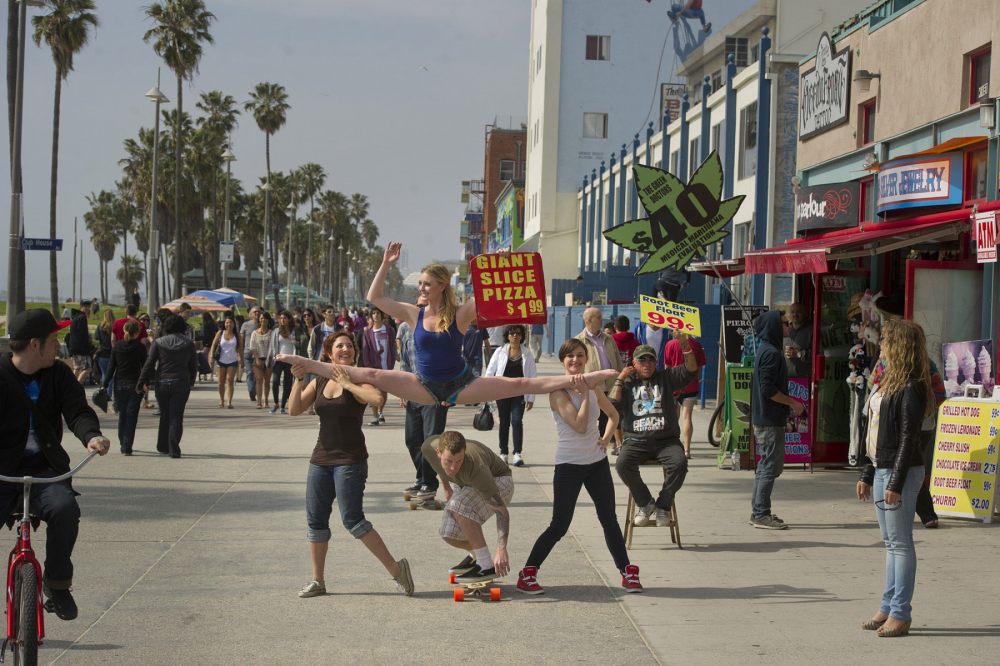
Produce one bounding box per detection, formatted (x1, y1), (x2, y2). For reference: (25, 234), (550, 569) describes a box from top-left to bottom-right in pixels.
(689, 258), (745, 278)
(744, 209), (979, 275)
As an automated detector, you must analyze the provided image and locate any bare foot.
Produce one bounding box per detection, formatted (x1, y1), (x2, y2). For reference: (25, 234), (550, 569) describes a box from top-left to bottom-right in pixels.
(583, 369), (618, 389)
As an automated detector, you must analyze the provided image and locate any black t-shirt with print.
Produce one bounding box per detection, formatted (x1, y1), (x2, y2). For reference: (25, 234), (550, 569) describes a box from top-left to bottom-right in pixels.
(614, 366), (694, 445)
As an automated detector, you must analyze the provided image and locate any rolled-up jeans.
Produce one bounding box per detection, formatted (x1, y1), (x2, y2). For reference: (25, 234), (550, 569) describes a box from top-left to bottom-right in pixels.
(751, 425), (785, 519)
(305, 462), (373, 542)
(244, 352), (256, 400)
(873, 465), (923, 622)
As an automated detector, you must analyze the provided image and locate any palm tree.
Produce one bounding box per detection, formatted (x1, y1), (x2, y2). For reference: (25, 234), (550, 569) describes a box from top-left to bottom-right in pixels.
(194, 90), (238, 286)
(298, 162), (325, 294)
(116, 254), (145, 297)
(245, 81), (290, 306)
(84, 190), (117, 303)
(32, 0), (98, 314)
(143, 0), (216, 299)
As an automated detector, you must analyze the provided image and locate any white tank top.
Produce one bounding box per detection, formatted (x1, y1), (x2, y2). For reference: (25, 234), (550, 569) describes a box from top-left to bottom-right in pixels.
(218, 333), (239, 365)
(552, 390), (606, 465)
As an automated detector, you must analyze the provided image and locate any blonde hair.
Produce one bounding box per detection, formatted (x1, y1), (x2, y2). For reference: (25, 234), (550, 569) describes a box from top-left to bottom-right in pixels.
(101, 308), (115, 332)
(421, 263), (458, 332)
(879, 320), (934, 417)
(434, 431), (467, 454)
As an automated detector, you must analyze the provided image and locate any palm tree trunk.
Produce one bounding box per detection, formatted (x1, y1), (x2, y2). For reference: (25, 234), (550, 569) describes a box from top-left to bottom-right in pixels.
(266, 133), (280, 309)
(173, 75), (182, 299)
(122, 231), (128, 303)
(48, 70), (62, 313)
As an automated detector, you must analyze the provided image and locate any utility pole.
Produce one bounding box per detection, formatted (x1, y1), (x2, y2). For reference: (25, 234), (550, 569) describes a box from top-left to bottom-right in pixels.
(71, 216), (77, 302)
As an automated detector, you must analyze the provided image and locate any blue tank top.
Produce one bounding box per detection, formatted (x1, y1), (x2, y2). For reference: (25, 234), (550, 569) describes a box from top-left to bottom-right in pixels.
(413, 307), (467, 381)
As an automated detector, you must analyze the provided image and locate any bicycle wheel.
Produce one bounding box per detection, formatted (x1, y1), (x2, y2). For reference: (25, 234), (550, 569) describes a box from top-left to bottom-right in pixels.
(13, 564), (38, 666)
(707, 402), (723, 448)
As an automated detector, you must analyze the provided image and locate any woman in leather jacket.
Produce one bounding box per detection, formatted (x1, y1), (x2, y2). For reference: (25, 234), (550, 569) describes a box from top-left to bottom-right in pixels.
(856, 320), (934, 638)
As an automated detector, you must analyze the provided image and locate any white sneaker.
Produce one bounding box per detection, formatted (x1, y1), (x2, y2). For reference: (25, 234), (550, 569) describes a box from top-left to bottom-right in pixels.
(499, 454), (508, 464)
(634, 501), (656, 527)
(512, 453), (524, 467)
(656, 508), (669, 527)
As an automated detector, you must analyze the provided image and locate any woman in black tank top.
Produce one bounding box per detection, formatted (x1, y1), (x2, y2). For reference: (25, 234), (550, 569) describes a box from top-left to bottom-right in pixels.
(286, 331), (415, 598)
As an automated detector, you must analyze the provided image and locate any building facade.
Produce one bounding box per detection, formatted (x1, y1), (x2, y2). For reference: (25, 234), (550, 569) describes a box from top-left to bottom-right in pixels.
(483, 126), (526, 242)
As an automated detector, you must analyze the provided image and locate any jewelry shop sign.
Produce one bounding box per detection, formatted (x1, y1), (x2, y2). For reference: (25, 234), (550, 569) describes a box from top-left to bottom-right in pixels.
(799, 32), (851, 140)
(876, 153), (964, 213)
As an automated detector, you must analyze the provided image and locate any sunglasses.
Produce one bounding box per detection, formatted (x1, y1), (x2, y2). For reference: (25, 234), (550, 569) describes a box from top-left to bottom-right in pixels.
(875, 500), (900, 511)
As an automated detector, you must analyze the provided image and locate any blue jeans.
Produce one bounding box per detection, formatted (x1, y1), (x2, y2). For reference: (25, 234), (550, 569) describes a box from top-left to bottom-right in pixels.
(404, 401), (447, 489)
(873, 465), (923, 622)
(244, 352), (256, 400)
(496, 397), (525, 455)
(751, 425), (784, 519)
(305, 462), (372, 542)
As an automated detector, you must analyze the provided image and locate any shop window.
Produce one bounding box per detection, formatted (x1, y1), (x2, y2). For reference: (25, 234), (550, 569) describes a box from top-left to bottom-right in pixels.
(739, 101), (757, 180)
(583, 112), (608, 139)
(859, 100), (876, 146)
(585, 35), (610, 61)
(968, 149), (989, 201)
(499, 160), (514, 182)
(969, 46), (991, 105)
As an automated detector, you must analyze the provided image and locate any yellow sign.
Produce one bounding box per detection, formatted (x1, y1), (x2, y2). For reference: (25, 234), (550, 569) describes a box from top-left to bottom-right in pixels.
(639, 294), (701, 336)
(931, 399), (1000, 523)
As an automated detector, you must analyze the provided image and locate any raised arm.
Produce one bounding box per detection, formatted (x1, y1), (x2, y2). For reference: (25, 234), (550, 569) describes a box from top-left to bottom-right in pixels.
(367, 242), (420, 327)
(548, 383), (591, 433)
(455, 297), (477, 335)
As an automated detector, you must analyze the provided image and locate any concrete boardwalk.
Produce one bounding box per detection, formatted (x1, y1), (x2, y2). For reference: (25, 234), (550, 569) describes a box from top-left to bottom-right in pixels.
(24, 357), (1000, 664)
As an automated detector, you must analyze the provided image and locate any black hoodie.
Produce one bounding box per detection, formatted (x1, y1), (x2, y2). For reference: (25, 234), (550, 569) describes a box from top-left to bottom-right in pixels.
(751, 310), (789, 427)
(105, 338), (148, 388)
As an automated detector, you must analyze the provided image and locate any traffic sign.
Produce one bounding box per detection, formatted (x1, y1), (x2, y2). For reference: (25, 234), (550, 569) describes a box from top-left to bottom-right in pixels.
(20, 238), (63, 251)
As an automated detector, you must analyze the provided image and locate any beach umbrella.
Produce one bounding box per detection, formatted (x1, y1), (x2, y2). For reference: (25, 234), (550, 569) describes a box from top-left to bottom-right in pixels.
(161, 294), (231, 313)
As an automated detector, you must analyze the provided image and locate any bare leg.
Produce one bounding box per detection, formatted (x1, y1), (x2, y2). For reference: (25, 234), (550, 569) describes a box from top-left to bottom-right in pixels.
(263, 369), (272, 406)
(253, 365), (266, 405)
(450, 511), (488, 550)
(360, 530), (400, 577)
(681, 400), (694, 457)
(225, 367), (236, 406)
(443, 536), (472, 551)
(455, 372), (617, 405)
(278, 357), (437, 404)
(217, 367), (226, 405)
(309, 541), (329, 582)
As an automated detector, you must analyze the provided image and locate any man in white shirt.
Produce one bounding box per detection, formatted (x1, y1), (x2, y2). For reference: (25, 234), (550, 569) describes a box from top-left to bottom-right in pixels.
(239, 307), (261, 400)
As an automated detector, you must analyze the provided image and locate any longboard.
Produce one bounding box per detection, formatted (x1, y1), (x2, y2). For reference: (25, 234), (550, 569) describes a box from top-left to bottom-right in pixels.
(408, 499), (444, 511)
(449, 574), (501, 602)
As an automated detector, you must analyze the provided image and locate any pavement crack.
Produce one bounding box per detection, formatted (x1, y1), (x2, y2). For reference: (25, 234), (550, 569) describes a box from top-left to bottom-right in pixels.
(50, 460), (262, 664)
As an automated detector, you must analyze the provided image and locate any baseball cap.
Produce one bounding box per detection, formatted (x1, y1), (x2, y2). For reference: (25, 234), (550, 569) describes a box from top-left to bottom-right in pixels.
(634, 344), (657, 360)
(9, 309), (71, 341)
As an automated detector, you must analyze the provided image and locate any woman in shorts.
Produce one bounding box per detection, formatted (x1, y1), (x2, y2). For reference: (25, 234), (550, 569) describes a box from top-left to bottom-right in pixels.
(209, 315), (242, 408)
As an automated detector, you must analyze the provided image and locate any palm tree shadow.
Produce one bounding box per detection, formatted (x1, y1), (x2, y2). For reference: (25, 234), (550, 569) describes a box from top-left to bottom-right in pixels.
(913, 626), (1000, 637)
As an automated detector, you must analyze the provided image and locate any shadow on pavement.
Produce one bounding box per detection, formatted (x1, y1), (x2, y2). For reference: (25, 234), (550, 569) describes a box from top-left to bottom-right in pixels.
(683, 540), (876, 552)
(646, 583), (842, 601)
(912, 626), (1000, 637)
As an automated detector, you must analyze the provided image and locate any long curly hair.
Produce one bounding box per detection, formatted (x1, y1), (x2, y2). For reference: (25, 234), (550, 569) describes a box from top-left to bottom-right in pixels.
(879, 319), (934, 417)
(421, 263), (457, 332)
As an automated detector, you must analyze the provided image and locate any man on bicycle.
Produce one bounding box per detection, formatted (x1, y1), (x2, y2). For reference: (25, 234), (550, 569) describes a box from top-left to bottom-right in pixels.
(0, 309), (110, 620)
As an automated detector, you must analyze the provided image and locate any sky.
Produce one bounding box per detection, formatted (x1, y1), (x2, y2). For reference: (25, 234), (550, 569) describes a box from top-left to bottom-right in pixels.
(1, 0), (754, 303)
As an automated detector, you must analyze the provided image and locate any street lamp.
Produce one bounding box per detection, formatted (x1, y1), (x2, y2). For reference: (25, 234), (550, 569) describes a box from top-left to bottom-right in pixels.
(345, 248), (353, 304)
(6, 0), (44, 320)
(285, 201), (296, 309)
(336, 241), (345, 307)
(221, 146), (236, 289)
(304, 209), (313, 308)
(259, 181), (271, 306)
(145, 73), (169, 312)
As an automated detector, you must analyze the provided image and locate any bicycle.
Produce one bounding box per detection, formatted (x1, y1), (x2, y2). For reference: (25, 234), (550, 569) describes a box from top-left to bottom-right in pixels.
(0, 452), (97, 666)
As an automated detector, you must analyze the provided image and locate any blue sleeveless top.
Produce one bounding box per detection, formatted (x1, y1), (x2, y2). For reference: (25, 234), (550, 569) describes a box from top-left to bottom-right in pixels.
(413, 307), (466, 381)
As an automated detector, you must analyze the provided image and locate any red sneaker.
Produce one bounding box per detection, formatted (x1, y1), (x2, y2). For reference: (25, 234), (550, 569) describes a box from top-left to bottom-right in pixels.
(516, 566), (544, 595)
(621, 564), (643, 593)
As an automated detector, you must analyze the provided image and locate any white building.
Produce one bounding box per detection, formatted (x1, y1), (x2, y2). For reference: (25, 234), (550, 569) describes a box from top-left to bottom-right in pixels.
(525, 0), (674, 290)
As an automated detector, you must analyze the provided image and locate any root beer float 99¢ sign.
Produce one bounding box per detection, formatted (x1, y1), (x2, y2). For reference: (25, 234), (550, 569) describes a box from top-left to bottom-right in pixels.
(470, 252), (547, 327)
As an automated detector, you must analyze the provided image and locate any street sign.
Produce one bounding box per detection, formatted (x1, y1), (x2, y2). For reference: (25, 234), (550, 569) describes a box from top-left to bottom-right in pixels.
(20, 238), (63, 251)
(219, 241), (235, 263)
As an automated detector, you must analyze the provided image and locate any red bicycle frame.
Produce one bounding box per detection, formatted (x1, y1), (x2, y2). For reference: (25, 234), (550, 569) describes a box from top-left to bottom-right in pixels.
(4, 520), (45, 644)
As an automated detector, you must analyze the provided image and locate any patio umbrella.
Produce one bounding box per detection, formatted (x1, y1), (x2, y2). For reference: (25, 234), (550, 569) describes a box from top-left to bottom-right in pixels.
(161, 294), (231, 313)
(188, 289), (238, 307)
(215, 287), (257, 304)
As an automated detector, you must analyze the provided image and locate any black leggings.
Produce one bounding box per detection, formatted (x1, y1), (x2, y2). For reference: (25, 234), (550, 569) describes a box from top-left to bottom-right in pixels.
(525, 457), (629, 572)
(271, 360), (293, 408)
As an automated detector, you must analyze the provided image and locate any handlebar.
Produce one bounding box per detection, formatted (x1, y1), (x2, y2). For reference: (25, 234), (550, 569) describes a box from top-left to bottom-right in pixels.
(0, 451), (98, 486)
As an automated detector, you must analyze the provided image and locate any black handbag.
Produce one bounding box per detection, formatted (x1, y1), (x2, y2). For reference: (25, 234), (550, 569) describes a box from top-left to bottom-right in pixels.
(473, 403), (494, 431)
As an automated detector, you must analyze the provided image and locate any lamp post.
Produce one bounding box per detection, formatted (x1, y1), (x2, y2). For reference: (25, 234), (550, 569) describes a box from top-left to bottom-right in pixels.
(285, 201), (296, 309)
(345, 248), (353, 304)
(337, 241), (345, 307)
(221, 146), (236, 289)
(5, 0), (44, 319)
(260, 181), (271, 306)
(304, 210), (312, 308)
(145, 73), (169, 313)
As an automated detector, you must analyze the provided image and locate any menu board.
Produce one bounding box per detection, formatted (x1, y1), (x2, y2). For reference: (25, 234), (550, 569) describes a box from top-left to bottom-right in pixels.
(931, 399), (1000, 523)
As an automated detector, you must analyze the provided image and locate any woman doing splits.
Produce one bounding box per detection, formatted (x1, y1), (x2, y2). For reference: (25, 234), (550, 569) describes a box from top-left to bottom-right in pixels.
(278, 242), (616, 404)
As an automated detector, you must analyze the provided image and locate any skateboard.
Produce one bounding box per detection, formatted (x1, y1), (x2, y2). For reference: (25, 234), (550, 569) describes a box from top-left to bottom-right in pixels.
(408, 498), (444, 511)
(449, 575), (501, 602)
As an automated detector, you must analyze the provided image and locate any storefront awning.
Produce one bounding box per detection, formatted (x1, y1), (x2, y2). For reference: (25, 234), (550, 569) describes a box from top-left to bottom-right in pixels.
(688, 258), (745, 278)
(865, 135), (987, 171)
(744, 211), (974, 275)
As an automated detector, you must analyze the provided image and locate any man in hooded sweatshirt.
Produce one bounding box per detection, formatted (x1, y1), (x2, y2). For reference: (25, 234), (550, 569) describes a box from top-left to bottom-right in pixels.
(750, 310), (804, 530)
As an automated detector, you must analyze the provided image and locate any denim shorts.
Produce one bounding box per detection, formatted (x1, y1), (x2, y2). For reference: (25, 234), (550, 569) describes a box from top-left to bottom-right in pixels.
(217, 360), (238, 368)
(305, 462), (372, 542)
(417, 365), (477, 405)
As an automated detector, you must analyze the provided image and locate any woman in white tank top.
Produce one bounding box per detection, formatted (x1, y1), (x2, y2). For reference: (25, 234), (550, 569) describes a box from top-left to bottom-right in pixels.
(515, 338), (644, 595)
(209, 316), (243, 409)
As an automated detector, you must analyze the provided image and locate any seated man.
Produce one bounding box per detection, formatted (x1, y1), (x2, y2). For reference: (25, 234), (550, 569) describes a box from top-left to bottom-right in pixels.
(610, 338), (698, 527)
(422, 431), (513, 583)
(0, 310), (110, 620)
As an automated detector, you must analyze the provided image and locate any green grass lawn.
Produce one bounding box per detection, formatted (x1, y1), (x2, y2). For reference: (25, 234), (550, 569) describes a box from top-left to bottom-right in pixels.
(0, 302), (129, 337)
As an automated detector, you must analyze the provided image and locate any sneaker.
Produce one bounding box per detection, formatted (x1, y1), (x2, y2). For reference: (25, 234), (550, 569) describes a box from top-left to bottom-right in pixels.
(656, 508), (670, 527)
(378, 414), (386, 424)
(512, 453), (524, 467)
(516, 566), (544, 595)
(621, 564), (643, 593)
(280, 407), (288, 415)
(368, 419), (381, 426)
(455, 564), (496, 584)
(499, 454), (509, 464)
(270, 406), (278, 414)
(448, 554), (477, 575)
(43, 586), (78, 620)
(750, 514), (789, 530)
(633, 501), (656, 527)
(403, 482), (422, 494)
(411, 485), (436, 501)
(298, 580), (326, 598)
(393, 558), (414, 597)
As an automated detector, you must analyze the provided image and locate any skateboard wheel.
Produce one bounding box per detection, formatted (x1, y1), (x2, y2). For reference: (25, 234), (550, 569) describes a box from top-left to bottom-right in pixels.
(403, 494), (411, 501)
(490, 587), (501, 601)
(449, 573), (456, 584)
(409, 503), (417, 511)
(454, 587), (464, 602)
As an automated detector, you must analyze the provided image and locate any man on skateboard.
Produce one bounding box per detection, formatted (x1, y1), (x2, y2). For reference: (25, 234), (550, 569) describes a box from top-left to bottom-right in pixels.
(422, 431), (513, 583)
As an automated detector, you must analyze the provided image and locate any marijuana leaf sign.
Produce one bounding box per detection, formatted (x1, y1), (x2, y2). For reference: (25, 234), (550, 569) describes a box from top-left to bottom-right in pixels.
(603, 150), (745, 275)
